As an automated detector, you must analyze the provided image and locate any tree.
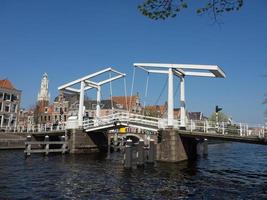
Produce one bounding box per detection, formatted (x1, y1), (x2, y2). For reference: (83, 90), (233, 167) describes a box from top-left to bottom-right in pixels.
(209, 111), (228, 123)
(138, 0), (243, 22)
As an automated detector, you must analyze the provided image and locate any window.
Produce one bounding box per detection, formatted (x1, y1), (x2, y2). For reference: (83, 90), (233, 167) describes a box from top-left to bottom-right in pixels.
(55, 115), (57, 121)
(64, 115), (66, 121)
(11, 104), (17, 112)
(11, 94), (17, 101)
(5, 104), (10, 112)
(48, 116), (51, 121)
(4, 93), (11, 101)
(45, 107), (48, 112)
(0, 92), (3, 100)
(0, 103), (2, 111)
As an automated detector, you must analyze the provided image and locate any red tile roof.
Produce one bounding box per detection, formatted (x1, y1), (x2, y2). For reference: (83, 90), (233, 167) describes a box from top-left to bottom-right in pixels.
(0, 79), (16, 90)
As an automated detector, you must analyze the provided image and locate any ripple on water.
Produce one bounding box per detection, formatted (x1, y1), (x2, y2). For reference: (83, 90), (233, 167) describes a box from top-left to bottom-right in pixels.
(0, 143), (266, 199)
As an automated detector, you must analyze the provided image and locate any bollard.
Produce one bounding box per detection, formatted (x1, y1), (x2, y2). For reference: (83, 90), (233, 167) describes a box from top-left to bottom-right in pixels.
(147, 139), (155, 164)
(25, 135), (32, 156)
(137, 139), (145, 167)
(44, 135), (49, 156)
(203, 138), (208, 155)
(124, 139), (132, 169)
(196, 139), (203, 156)
(61, 136), (67, 154)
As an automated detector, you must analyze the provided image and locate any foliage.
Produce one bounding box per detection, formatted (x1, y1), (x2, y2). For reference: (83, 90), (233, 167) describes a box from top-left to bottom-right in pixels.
(209, 111), (228, 122)
(138, 0), (243, 21)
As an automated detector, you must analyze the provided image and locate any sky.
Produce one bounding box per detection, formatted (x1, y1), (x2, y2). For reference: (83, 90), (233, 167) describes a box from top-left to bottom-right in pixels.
(0, 0), (266, 124)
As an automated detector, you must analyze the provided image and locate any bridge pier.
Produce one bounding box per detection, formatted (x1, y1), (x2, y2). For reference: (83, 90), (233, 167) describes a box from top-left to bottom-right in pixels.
(156, 129), (188, 162)
(68, 129), (99, 153)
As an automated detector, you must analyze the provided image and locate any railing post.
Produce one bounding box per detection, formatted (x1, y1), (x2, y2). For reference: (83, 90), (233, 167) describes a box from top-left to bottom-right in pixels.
(44, 135), (49, 156)
(206, 120), (209, 133)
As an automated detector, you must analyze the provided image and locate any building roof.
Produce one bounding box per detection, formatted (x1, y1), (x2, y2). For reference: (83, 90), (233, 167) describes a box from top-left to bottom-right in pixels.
(0, 79), (16, 90)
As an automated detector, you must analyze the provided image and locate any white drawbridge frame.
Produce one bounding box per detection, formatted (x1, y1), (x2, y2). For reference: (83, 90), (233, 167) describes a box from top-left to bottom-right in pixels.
(58, 67), (126, 127)
(133, 63), (226, 129)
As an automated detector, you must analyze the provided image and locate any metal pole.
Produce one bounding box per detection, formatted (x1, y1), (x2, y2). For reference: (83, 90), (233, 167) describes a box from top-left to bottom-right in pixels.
(180, 76), (186, 129)
(167, 68), (174, 127)
(78, 81), (85, 127)
(96, 86), (101, 118)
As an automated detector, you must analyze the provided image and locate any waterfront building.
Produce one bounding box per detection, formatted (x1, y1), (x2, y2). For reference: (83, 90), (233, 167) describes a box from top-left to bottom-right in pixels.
(112, 94), (142, 114)
(0, 79), (21, 130)
(17, 109), (35, 131)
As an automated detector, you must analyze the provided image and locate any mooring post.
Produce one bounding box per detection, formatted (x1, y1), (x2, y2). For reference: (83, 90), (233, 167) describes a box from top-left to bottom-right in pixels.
(124, 139), (132, 169)
(137, 139), (145, 167)
(147, 139), (155, 164)
(61, 135), (67, 154)
(25, 135), (32, 156)
(107, 134), (111, 159)
(203, 138), (208, 155)
(44, 135), (49, 156)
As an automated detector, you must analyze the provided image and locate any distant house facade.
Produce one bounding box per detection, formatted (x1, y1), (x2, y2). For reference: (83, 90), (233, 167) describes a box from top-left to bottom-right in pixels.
(0, 79), (21, 130)
(112, 94), (142, 114)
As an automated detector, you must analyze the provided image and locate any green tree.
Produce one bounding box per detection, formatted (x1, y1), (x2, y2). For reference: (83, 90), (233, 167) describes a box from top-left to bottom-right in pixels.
(138, 0), (243, 21)
(209, 111), (228, 123)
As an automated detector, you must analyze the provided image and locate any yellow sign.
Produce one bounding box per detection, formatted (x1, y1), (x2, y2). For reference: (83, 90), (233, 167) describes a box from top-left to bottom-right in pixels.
(119, 127), (126, 133)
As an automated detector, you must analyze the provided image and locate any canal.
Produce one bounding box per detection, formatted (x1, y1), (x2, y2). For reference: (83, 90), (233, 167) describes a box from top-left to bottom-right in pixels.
(0, 143), (266, 199)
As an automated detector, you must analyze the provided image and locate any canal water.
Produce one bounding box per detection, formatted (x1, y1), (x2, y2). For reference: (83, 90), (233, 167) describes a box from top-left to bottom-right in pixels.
(0, 143), (266, 200)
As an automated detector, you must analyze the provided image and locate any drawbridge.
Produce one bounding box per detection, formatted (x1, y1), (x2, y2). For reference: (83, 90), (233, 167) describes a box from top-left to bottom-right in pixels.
(82, 111), (181, 132)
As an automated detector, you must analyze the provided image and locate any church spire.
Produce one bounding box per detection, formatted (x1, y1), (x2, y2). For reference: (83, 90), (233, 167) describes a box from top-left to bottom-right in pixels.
(37, 73), (50, 102)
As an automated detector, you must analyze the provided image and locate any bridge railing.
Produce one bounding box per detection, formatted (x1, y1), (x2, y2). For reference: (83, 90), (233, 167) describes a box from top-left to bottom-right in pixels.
(1, 123), (66, 133)
(83, 111), (160, 131)
(186, 120), (266, 138)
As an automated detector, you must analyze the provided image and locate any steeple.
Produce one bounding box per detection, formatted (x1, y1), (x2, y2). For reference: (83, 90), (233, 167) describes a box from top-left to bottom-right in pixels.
(37, 73), (50, 102)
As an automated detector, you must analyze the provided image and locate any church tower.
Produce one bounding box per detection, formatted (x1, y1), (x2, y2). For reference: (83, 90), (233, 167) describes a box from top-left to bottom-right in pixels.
(37, 73), (50, 102)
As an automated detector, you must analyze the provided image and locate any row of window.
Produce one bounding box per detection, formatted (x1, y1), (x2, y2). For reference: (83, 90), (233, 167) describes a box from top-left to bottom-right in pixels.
(0, 92), (19, 102)
(40, 115), (67, 122)
(0, 115), (17, 126)
(0, 102), (17, 113)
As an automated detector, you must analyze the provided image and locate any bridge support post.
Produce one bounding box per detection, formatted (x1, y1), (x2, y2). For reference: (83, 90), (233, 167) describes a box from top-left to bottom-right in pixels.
(78, 81), (85, 128)
(96, 87), (101, 118)
(167, 68), (174, 127)
(137, 139), (145, 167)
(180, 76), (186, 130)
(124, 139), (133, 169)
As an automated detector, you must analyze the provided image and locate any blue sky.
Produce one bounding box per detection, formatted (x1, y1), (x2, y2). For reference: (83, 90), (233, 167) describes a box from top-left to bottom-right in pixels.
(0, 0), (266, 124)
